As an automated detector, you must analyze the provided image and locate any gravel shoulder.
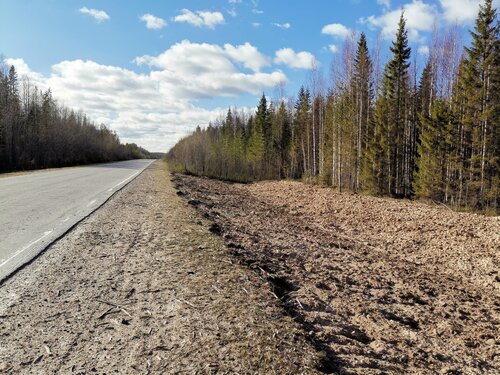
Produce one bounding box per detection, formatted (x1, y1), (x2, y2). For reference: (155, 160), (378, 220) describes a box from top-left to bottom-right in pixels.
(0, 162), (321, 374)
(173, 174), (500, 375)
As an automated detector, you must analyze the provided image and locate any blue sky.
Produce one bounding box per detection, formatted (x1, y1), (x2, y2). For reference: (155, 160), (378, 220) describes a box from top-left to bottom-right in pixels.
(0, 0), (493, 151)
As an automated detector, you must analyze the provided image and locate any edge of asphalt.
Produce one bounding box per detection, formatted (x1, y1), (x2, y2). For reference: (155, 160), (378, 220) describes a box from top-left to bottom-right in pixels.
(0, 159), (153, 179)
(0, 160), (157, 287)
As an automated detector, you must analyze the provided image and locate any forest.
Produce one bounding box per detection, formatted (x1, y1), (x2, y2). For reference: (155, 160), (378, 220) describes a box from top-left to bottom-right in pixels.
(167, 0), (499, 212)
(0, 64), (150, 172)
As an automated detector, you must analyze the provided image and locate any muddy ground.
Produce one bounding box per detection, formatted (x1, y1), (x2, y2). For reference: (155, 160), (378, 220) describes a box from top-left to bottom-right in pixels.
(173, 174), (499, 374)
(0, 162), (322, 374)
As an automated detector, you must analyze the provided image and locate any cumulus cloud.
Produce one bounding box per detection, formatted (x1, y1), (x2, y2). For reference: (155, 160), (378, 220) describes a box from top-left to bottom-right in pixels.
(135, 41), (284, 100)
(273, 22), (291, 29)
(321, 23), (351, 38)
(274, 48), (318, 70)
(79, 7), (110, 22)
(135, 40), (273, 74)
(140, 14), (167, 30)
(360, 0), (438, 41)
(174, 9), (224, 28)
(439, 0), (499, 23)
(4, 58), (46, 87)
(4, 41), (287, 151)
(224, 43), (271, 72)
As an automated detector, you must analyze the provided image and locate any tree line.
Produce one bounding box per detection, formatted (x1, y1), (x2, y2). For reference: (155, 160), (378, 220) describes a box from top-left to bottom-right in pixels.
(0, 64), (150, 172)
(167, 0), (499, 212)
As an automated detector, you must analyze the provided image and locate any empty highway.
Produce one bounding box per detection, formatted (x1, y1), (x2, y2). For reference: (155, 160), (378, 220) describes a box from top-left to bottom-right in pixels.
(0, 159), (154, 281)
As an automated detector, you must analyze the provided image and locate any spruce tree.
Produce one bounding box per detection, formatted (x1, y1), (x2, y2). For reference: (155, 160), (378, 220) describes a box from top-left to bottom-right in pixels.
(418, 60), (434, 118)
(365, 13), (412, 198)
(293, 87), (311, 177)
(271, 100), (291, 178)
(363, 68), (391, 195)
(247, 98), (267, 179)
(415, 99), (454, 200)
(354, 32), (373, 191)
(460, 0), (499, 208)
(388, 13), (412, 197)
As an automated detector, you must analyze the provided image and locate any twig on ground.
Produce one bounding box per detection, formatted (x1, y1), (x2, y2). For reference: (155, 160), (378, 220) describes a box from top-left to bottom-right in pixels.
(95, 298), (132, 317)
(177, 298), (199, 309)
(97, 306), (117, 320)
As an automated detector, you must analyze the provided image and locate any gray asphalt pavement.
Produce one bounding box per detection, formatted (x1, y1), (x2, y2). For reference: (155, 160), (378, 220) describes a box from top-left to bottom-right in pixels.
(0, 159), (154, 281)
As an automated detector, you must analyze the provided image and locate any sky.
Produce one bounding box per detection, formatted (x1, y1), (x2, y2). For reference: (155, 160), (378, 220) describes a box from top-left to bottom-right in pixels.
(0, 0), (496, 152)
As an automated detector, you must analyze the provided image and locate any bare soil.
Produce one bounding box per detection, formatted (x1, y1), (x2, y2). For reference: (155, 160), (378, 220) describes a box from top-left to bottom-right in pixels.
(0, 162), (322, 374)
(172, 174), (500, 375)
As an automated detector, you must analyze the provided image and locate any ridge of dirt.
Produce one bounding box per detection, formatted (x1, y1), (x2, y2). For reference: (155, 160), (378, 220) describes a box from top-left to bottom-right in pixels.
(0, 162), (322, 374)
(172, 174), (500, 375)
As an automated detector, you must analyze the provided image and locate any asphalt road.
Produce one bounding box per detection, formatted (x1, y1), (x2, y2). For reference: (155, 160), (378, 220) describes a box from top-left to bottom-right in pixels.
(0, 159), (154, 282)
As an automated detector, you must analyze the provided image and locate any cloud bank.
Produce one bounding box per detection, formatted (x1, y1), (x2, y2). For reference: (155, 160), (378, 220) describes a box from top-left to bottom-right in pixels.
(5, 41), (286, 152)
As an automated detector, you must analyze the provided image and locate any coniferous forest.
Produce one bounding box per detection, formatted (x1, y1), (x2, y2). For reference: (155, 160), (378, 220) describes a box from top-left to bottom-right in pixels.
(168, 0), (499, 212)
(0, 66), (150, 172)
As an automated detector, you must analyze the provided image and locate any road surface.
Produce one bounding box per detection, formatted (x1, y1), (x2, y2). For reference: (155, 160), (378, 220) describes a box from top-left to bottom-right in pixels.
(0, 159), (154, 281)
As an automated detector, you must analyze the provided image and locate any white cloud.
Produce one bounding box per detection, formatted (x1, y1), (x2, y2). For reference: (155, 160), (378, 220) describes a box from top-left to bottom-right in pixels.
(79, 7), (110, 22)
(439, 0), (495, 23)
(140, 14), (167, 30)
(252, 9), (264, 14)
(174, 9), (224, 28)
(6, 41), (286, 152)
(4, 58), (46, 88)
(418, 45), (430, 56)
(140, 40), (286, 98)
(252, 22), (261, 27)
(361, 0), (438, 41)
(321, 23), (351, 38)
(224, 43), (271, 72)
(228, 0), (242, 3)
(274, 48), (318, 70)
(273, 22), (291, 29)
(377, 0), (391, 9)
(328, 45), (339, 53)
(135, 40), (273, 74)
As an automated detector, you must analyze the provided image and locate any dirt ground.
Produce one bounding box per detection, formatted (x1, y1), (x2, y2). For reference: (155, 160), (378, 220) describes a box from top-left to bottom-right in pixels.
(0, 162), (322, 374)
(172, 174), (500, 375)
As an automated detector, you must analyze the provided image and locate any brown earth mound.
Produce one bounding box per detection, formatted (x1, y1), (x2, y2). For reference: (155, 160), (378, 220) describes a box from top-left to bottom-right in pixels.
(173, 174), (500, 374)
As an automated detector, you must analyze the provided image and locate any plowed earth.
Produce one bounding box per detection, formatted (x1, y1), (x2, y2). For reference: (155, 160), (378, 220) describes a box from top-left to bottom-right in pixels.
(172, 173), (500, 375)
